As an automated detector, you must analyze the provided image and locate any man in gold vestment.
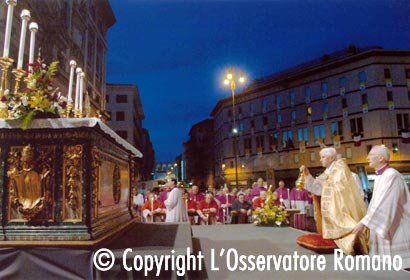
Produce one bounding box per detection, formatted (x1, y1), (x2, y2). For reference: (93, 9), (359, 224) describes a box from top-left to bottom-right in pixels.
(301, 147), (369, 255)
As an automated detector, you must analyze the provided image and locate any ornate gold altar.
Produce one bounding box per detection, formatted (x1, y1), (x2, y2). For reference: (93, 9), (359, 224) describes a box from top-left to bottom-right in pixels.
(0, 118), (142, 242)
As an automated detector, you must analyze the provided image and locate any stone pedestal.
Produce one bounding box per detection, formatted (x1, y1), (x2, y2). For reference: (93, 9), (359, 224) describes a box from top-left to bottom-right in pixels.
(0, 118), (142, 242)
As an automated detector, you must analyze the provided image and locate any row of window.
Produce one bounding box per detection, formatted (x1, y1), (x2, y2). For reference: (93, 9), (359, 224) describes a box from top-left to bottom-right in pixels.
(225, 90), (409, 135)
(227, 114), (409, 155)
(106, 94), (128, 103)
(226, 68), (410, 119)
(107, 111), (125, 121)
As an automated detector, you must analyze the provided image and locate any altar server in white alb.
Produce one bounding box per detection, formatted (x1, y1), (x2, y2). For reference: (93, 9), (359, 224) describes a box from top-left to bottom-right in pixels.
(164, 178), (188, 223)
(353, 145), (410, 270)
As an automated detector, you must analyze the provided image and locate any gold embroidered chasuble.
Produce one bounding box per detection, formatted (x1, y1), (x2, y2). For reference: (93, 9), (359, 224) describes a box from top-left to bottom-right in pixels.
(320, 158), (369, 255)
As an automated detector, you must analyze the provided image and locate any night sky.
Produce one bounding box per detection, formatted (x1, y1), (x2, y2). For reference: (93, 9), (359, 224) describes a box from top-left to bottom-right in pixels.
(106, 0), (410, 162)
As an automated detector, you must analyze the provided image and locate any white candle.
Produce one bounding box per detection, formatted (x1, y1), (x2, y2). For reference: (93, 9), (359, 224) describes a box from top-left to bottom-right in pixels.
(2, 0), (17, 58)
(28, 22), (38, 72)
(67, 60), (76, 102)
(74, 67), (82, 111)
(17, 9), (31, 69)
(79, 72), (85, 113)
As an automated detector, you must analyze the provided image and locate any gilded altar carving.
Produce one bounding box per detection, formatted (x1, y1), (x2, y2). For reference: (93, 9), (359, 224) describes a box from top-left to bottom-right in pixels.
(113, 164), (121, 204)
(7, 144), (55, 222)
(91, 147), (101, 219)
(62, 145), (83, 221)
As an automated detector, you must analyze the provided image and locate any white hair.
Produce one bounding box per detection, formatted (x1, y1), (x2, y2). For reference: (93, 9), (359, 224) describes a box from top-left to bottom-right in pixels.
(319, 147), (337, 157)
(371, 145), (390, 162)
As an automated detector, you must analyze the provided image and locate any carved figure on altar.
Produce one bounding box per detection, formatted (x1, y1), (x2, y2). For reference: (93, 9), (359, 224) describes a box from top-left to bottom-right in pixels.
(7, 144), (52, 221)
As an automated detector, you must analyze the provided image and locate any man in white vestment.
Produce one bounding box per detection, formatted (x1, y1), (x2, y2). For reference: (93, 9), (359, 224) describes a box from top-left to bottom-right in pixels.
(353, 145), (410, 269)
(164, 178), (188, 223)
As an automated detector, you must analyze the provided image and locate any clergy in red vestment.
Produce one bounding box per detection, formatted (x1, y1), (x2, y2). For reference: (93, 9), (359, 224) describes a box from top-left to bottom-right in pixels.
(189, 185), (205, 206)
(183, 190), (198, 225)
(253, 191), (267, 210)
(141, 193), (166, 222)
(196, 193), (218, 225)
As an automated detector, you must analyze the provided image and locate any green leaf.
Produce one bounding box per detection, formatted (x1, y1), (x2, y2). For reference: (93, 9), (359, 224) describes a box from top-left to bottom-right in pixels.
(21, 110), (37, 130)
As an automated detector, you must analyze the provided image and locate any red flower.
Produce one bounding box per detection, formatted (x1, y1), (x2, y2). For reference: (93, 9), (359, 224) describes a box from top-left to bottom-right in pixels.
(0, 96), (7, 102)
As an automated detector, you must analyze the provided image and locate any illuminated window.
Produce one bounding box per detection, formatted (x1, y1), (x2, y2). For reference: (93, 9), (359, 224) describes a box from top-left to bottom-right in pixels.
(339, 77), (346, 87)
(359, 71), (366, 83)
(262, 99), (268, 113)
(350, 117), (364, 137)
(314, 124), (325, 144)
(298, 127), (308, 142)
(305, 87), (311, 103)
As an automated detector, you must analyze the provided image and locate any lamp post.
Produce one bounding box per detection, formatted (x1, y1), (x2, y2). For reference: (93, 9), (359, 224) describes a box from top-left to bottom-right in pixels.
(223, 68), (245, 189)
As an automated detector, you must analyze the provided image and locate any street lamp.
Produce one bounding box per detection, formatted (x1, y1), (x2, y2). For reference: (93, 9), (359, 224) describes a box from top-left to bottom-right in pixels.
(223, 68), (245, 189)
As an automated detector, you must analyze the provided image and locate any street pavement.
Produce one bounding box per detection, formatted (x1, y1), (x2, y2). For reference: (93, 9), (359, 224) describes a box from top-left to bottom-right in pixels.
(191, 224), (410, 280)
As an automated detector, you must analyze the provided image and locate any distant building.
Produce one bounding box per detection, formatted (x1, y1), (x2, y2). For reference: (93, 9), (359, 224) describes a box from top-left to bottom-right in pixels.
(183, 119), (214, 190)
(211, 46), (410, 189)
(106, 84), (154, 181)
(154, 162), (175, 180)
(0, 0), (115, 118)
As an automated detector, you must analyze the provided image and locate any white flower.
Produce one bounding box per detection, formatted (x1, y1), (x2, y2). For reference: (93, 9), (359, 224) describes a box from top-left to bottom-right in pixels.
(59, 95), (68, 102)
(21, 96), (28, 106)
(42, 63), (46, 68)
(29, 80), (36, 88)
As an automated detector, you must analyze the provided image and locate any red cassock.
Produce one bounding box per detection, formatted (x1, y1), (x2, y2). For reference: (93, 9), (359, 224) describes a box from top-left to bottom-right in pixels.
(197, 199), (218, 214)
(253, 197), (266, 209)
(141, 199), (165, 212)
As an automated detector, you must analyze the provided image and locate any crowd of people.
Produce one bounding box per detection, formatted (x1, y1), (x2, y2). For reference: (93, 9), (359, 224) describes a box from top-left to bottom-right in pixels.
(131, 145), (410, 271)
(132, 175), (315, 227)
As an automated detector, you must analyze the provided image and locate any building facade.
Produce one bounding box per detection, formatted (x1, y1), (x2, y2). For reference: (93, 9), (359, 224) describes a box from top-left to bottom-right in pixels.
(106, 83), (155, 181)
(154, 162), (176, 181)
(183, 119), (214, 190)
(211, 46), (410, 190)
(0, 0), (115, 118)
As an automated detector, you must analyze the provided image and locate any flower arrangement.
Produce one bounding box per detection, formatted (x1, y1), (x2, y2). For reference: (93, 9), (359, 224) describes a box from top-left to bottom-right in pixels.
(1, 55), (67, 129)
(252, 188), (288, 226)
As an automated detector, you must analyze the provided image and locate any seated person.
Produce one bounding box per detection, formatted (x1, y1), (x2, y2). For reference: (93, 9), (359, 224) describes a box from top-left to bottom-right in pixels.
(216, 187), (235, 223)
(253, 190), (267, 210)
(183, 190), (198, 225)
(132, 187), (144, 210)
(190, 185), (205, 206)
(141, 193), (166, 222)
(131, 187), (144, 219)
(196, 193), (218, 225)
(231, 193), (252, 224)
